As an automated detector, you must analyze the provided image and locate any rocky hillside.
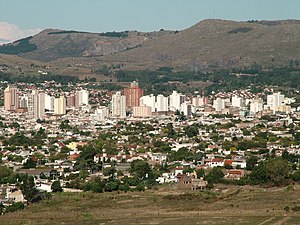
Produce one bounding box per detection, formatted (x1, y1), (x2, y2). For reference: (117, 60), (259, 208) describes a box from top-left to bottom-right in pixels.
(0, 29), (170, 62)
(101, 19), (300, 70)
(1, 19), (300, 71)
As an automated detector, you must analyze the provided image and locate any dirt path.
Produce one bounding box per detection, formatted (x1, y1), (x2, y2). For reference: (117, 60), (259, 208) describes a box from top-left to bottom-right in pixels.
(258, 216), (291, 225)
(258, 217), (276, 225)
(273, 217), (291, 225)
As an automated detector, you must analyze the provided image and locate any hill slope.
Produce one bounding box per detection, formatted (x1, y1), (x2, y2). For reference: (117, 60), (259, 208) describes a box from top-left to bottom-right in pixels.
(101, 19), (300, 70)
(1, 19), (300, 71)
(0, 29), (169, 62)
(0, 185), (299, 225)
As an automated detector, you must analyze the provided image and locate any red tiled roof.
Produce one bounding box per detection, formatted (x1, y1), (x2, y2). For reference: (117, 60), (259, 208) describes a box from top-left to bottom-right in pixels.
(229, 170), (243, 175)
(224, 160), (233, 165)
(68, 154), (80, 160)
(212, 158), (223, 162)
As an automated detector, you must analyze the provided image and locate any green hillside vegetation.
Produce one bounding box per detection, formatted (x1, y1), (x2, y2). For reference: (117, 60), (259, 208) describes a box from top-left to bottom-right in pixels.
(99, 31), (129, 38)
(98, 66), (300, 95)
(228, 27), (253, 34)
(0, 37), (37, 55)
(0, 73), (79, 84)
(47, 30), (90, 35)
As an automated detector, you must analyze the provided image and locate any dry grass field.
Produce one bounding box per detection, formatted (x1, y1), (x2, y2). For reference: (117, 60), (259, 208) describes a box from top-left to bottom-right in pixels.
(0, 184), (299, 225)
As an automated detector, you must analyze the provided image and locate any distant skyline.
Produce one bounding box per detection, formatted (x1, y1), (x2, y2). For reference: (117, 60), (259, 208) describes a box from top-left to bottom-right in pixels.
(0, 0), (300, 43)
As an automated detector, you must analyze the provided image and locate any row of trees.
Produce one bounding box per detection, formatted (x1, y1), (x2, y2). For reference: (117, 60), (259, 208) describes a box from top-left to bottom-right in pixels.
(114, 66), (300, 95)
(68, 160), (158, 193)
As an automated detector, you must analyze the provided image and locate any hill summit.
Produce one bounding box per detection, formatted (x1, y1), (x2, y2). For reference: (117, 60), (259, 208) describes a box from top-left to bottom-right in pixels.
(1, 19), (300, 71)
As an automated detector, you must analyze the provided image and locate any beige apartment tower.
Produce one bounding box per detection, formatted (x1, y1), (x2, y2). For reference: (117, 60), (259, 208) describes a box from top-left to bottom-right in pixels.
(54, 96), (66, 115)
(4, 85), (19, 111)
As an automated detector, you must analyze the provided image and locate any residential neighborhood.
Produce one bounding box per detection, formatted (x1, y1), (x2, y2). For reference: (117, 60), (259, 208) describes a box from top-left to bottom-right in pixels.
(0, 78), (300, 214)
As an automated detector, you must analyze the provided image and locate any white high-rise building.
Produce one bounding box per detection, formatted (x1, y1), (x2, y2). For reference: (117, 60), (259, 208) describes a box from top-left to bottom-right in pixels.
(27, 93), (34, 117)
(169, 91), (185, 112)
(250, 98), (264, 115)
(213, 98), (225, 112)
(156, 94), (169, 112)
(111, 92), (126, 118)
(180, 102), (193, 117)
(54, 96), (66, 115)
(31, 91), (45, 119)
(75, 90), (89, 108)
(267, 92), (285, 112)
(91, 106), (109, 121)
(231, 95), (245, 108)
(140, 94), (156, 112)
(45, 94), (55, 112)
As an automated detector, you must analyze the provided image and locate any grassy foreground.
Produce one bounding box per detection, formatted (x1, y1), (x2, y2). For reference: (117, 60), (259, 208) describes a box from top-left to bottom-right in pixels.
(0, 184), (300, 225)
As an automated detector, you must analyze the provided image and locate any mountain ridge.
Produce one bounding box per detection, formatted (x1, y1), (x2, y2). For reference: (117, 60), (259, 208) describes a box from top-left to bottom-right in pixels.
(1, 19), (300, 73)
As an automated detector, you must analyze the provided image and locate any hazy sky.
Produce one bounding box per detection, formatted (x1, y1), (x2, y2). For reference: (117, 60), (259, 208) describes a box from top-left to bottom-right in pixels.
(0, 0), (299, 43)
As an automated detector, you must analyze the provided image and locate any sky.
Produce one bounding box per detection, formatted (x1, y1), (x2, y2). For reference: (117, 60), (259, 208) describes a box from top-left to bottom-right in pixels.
(0, 0), (300, 43)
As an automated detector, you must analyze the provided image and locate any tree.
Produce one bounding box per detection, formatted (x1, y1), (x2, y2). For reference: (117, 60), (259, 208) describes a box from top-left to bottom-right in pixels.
(135, 183), (145, 191)
(250, 158), (291, 186)
(130, 160), (151, 179)
(104, 180), (119, 192)
(166, 123), (176, 138)
(184, 125), (199, 138)
(291, 169), (300, 182)
(119, 183), (130, 192)
(196, 169), (205, 178)
(168, 147), (193, 162)
(51, 181), (63, 192)
(23, 158), (36, 169)
(60, 146), (70, 154)
(5, 202), (24, 213)
(246, 156), (258, 171)
(19, 174), (38, 203)
(266, 158), (291, 186)
(242, 129), (251, 136)
(224, 164), (233, 169)
(103, 167), (116, 177)
(0, 202), (5, 214)
(250, 161), (269, 185)
(0, 166), (11, 179)
(205, 167), (224, 183)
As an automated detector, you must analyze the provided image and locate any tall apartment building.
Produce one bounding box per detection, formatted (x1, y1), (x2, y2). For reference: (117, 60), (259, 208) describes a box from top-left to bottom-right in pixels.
(75, 90), (89, 108)
(231, 95), (245, 108)
(169, 91), (185, 112)
(111, 92), (126, 118)
(180, 102), (193, 117)
(19, 94), (28, 108)
(250, 98), (264, 115)
(140, 94), (156, 112)
(4, 85), (19, 111)
(213, 98), (226, 112)
(45, 94), (55, 112)
(67, 94), (75, 108)
(124, 81), (143, 108)
(30, 91), (46, 119)
(266, 92), (285, 112)
(54, 96), (66, 115)
(192, 95), (208, 108)
(156, 94), (169, 112)
(91, 106), (109, 121)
